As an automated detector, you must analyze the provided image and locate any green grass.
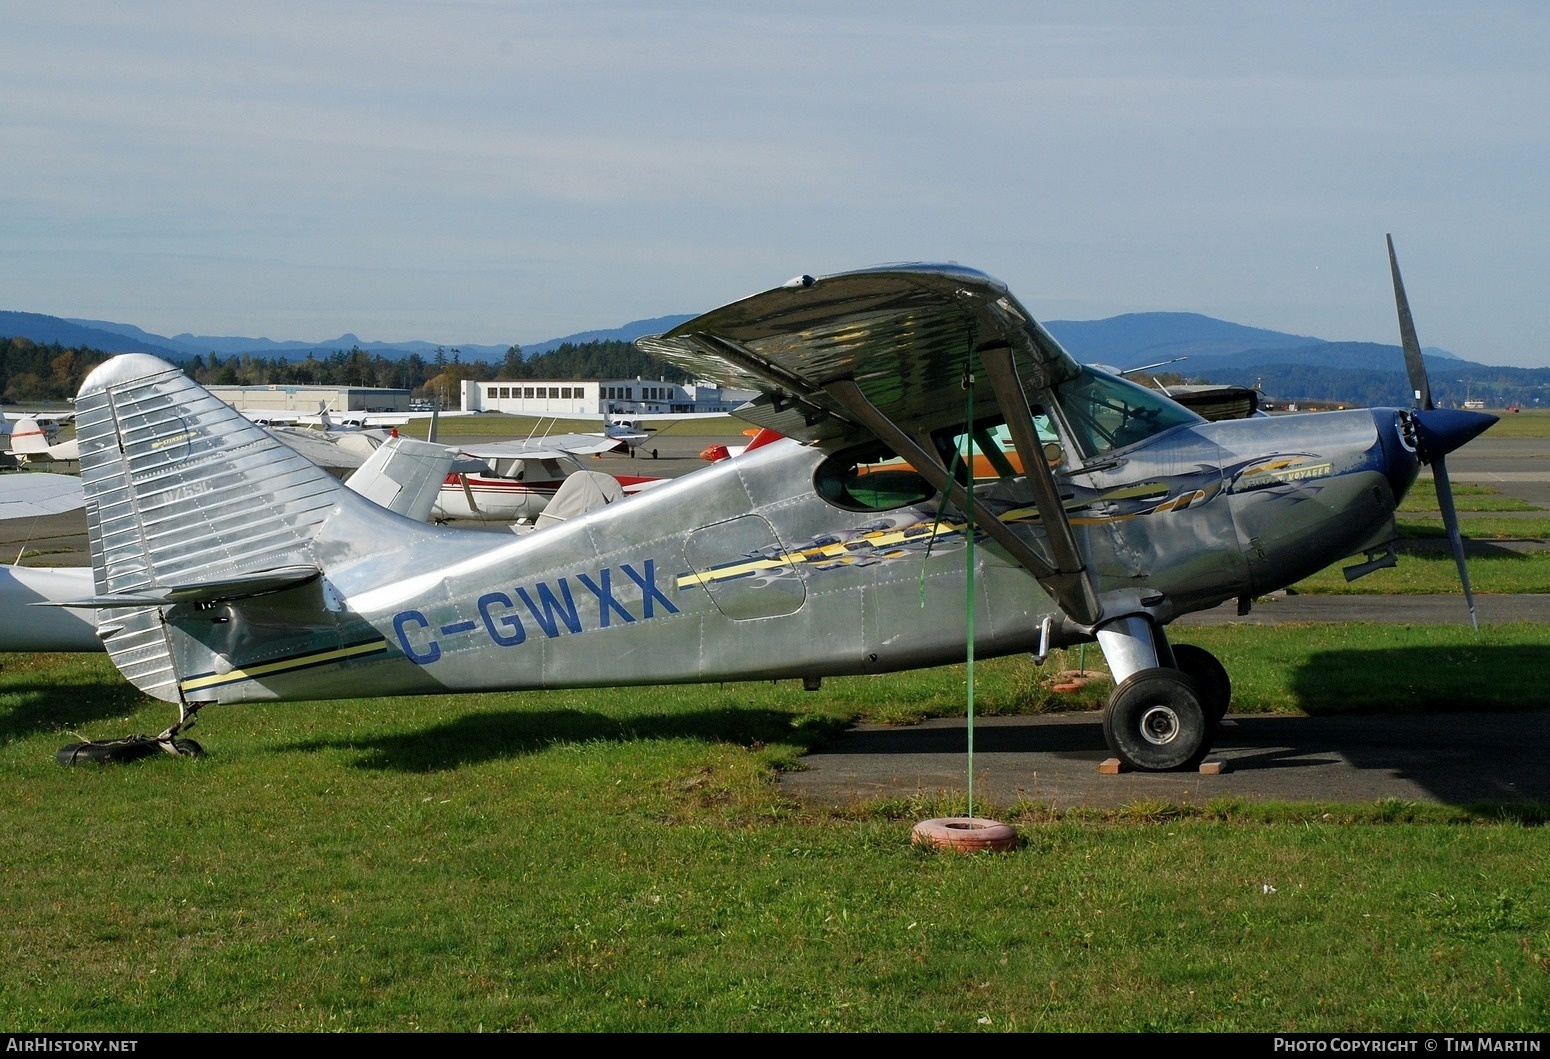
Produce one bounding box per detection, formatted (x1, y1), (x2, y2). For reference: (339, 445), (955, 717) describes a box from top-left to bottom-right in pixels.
(1400, 479), (1543, 513)
(3, 408), (1546, 1031)
(6, 628), (1550, 1032)
(1170, 623), (1550, 715)
(1292, 551), (1550, 594)
(1398, 516), (1550, 539)
(1282, 479), (1550, 594)
(1467, 409), (1550, 439)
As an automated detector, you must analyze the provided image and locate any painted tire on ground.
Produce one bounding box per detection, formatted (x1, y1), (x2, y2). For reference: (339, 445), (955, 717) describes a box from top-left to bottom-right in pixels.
(911, 817), (1018, 853)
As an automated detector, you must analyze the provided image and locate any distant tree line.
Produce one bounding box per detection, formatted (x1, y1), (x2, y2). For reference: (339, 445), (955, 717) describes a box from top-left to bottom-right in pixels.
(506, 341), (692, 384)
(0, 336), (105, 403)
(0, 336), (688, 405)
(18, 330), (1535, 411)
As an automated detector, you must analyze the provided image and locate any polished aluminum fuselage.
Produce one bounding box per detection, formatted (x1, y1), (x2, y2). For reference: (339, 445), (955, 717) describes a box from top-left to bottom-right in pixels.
(96, 397), (1410, 707)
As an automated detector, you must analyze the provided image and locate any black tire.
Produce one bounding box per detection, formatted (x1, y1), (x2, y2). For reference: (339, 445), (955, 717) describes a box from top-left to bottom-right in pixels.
(1171, 643), (1232, 724)
(172, 739), (205, 758)
(56, 735), (161, 766)
(1102, 668), (1212, 772)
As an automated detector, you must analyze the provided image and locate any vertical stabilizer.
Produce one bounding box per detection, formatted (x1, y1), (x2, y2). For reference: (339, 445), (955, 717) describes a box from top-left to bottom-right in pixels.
(75, 355), (358, 700)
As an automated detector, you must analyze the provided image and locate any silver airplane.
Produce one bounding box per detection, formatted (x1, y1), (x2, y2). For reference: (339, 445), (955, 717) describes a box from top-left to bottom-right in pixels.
(56, 240), (1494, 770)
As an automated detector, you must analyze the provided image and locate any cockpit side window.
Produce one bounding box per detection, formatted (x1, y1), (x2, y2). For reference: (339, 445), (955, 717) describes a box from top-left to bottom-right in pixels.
(813, 441), (938, 512)
(1055, 366), (1201, 458)
(814, 413), (1064, 512)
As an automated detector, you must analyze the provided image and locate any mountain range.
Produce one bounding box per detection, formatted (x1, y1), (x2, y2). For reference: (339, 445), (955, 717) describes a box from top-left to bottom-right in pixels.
(2, 308), (1546, 409)
(0, 307), (1453, 367)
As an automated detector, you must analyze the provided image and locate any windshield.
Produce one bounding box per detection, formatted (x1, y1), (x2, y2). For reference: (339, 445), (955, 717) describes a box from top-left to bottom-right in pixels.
(1055, 367), (1202, 458)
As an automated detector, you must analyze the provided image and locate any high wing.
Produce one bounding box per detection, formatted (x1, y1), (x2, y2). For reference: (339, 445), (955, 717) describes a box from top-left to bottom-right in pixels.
(239, 408), (307, 426)
(310, 410), (409, 430)
(638, 262), (1101, 624)
(263, 424), (383, 474)
(0, 471), (85, 520)
(456, 434), (625, 461)
(636, 263), (1083, 447)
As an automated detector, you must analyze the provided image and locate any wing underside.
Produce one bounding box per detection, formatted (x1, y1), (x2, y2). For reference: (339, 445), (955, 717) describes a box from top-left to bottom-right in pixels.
(458, 435), (622, 460)
(637, 264), (1082, 449)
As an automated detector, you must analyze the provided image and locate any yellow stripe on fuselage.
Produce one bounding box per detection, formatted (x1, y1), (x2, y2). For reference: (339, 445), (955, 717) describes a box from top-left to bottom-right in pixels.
(179, 638), (388, 693)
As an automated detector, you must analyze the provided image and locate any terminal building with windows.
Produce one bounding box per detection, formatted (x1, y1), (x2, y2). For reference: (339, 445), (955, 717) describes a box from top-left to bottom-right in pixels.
(458, 378), (757, 419)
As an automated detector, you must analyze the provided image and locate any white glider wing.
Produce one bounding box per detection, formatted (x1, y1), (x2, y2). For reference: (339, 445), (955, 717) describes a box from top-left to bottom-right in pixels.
(0, 472), (85, 520)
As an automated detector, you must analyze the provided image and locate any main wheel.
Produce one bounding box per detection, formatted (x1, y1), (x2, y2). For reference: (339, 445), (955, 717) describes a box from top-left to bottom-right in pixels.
(1102, 668), (1212, 772)
(1171, 643), (1232, 725)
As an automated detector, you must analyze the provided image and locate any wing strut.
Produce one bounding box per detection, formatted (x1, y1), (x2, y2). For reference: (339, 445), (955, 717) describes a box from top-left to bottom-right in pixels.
(822, 378), (1103, 627)
(976, 344), (1103, 626)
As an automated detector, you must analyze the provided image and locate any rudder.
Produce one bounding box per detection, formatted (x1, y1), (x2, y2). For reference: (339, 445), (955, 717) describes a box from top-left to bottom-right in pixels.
(75, 355), (357, 700)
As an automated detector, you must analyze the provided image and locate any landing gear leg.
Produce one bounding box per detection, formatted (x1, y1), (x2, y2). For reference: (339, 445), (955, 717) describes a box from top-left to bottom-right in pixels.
(1095, 616), (1213, 772)
(154, 701), (207, 758)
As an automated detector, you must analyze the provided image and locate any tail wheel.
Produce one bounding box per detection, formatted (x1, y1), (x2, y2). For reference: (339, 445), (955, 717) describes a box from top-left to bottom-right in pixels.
(56, 735), (161, 766)
(56, 735), (205, 765)
(1171, 643), (1232, 724)
(1102, 668), (1212, 772)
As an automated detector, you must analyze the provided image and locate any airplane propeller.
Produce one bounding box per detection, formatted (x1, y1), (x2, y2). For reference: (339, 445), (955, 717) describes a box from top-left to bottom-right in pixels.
(1386, 234), (1496, 630)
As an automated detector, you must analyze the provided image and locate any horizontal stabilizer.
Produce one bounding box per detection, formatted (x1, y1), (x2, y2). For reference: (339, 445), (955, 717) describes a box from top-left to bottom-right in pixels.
(44, 565), (322, 609)
(345, 435), (461, 522)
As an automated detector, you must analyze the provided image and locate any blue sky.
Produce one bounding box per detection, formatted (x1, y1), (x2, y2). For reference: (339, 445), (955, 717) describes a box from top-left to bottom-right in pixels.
(5, 2), (1548, 366)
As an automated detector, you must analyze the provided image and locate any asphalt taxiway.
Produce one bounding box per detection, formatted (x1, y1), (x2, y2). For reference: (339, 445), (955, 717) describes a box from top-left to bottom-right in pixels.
(778, 710), (1550, 810)
(778, 428), (1550, 810)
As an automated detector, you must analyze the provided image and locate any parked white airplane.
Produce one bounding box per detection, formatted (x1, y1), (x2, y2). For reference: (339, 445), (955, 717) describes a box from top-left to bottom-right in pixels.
(241, 402), (467, 430)
(434, 434), (666, 523)
(9, 416), (80, 464)
(597, 412), (650, 455)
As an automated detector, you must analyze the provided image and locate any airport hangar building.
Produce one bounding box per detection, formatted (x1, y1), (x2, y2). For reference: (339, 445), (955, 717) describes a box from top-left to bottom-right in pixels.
(206, 384), (411, 416)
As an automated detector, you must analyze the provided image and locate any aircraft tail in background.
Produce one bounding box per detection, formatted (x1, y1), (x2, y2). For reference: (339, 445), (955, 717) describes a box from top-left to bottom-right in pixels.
(10, 416), (79, 463)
